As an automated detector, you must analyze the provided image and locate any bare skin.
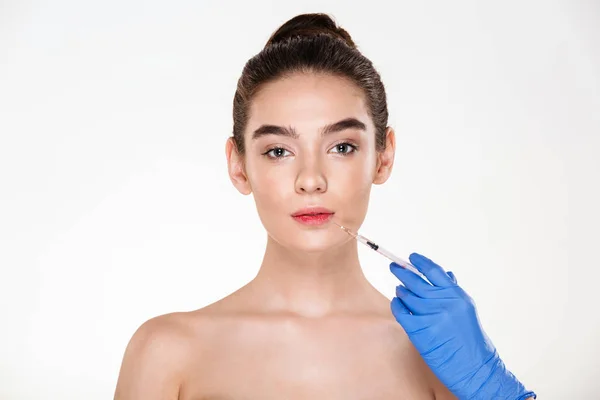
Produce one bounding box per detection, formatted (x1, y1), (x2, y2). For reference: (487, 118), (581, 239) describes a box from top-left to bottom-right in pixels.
(114, 73), (457, 399)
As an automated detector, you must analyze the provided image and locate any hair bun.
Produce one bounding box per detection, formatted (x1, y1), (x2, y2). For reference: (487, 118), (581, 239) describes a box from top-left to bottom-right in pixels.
(265, 13), (356, 49)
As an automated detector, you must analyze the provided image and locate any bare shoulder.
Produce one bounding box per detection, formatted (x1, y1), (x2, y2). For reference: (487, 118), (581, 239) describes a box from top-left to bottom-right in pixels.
(114, 312), (198, 400)
(113, 291), (250, 399)
(128, 311), (196, 354)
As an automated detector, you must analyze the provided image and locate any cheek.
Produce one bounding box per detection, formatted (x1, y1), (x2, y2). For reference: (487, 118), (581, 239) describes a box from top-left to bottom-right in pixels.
(334, 174), (370, 202)
(248, 163), (291, 212)
(328, 162), (374, 219)
(331, 158), (374, 195)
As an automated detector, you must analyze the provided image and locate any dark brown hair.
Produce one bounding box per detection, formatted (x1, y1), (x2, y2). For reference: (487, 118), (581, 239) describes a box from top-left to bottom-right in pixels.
(232, 13), (388, 155)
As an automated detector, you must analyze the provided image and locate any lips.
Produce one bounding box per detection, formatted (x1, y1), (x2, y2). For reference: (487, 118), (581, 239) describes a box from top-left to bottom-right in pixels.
(291, 207), (334, 226)
(291, 207), (334, 217)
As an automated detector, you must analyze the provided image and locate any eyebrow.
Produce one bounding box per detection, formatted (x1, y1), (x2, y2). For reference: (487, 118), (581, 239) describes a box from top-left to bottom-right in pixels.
(251, 117), (367, 140)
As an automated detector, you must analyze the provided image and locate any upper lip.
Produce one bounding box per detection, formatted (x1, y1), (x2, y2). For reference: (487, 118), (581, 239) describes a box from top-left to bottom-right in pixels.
(291, 206), (334, 217)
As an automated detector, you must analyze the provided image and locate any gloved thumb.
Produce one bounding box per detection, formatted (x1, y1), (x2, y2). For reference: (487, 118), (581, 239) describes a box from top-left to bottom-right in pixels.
(447, 271), (457, 284)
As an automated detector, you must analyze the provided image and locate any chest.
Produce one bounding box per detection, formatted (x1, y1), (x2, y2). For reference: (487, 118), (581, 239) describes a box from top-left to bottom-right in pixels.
(179, 322), (440, 400)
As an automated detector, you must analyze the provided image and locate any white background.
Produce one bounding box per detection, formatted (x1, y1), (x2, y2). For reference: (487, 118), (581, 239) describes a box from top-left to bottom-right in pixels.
(1, 1), (598, 398)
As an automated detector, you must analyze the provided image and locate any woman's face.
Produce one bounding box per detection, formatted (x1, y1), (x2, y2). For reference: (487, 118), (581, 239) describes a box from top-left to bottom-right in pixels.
(227, 72), (395, 253)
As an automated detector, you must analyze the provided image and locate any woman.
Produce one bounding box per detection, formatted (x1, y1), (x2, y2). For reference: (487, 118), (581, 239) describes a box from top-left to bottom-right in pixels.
(114, 13), (536, 400)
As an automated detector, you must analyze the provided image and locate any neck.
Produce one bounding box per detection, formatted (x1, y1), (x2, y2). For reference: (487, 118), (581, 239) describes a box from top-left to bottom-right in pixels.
(248, 234), (383, 318)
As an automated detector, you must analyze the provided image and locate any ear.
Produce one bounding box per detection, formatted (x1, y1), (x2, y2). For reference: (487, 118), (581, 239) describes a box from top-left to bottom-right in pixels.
(373, 127), (396, 185)
(225, 137), (252, 195)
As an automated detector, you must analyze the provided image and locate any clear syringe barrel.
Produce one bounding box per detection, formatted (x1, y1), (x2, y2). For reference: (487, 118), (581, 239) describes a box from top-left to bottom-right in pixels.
(356, 235), (426, 280)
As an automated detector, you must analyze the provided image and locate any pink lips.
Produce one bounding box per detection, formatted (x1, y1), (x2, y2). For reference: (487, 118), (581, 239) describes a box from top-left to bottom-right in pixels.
(291, 207), (334, 226)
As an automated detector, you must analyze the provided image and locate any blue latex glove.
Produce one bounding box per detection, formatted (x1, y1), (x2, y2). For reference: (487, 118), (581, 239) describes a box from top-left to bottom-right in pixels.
(390, 253), (536, 400)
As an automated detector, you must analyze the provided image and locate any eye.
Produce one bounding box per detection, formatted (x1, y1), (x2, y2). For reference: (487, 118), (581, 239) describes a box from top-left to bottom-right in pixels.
(329, 142), (358, 155)
(263, 147), (292, 159)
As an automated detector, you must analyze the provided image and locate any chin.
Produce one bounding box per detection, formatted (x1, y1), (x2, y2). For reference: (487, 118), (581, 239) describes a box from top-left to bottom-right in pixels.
(294, 233), (338, 253)
(266, 223), (338, 252)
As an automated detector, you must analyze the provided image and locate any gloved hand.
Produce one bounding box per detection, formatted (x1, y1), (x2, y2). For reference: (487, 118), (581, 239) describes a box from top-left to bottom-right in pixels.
(390, 252), (536, 400)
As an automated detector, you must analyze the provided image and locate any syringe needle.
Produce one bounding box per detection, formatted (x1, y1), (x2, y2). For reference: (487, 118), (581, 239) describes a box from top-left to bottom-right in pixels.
(330, 219), (357, 238)
(330, 219), (427, 281)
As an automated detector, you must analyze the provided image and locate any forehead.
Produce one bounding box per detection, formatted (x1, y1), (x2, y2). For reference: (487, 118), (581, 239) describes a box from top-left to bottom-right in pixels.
(247, 72), (372, 133)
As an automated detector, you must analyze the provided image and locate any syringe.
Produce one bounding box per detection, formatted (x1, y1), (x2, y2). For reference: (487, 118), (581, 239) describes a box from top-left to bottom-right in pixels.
(331, 220), (428, 282)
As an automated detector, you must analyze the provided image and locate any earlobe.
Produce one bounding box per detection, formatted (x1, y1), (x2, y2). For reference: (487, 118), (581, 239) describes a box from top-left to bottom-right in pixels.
(225, 137), (252, 195)
(373, 127), (396, 185)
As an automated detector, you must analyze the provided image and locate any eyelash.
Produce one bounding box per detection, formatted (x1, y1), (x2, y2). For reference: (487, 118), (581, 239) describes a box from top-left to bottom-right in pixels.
(262, 142), (359, 160)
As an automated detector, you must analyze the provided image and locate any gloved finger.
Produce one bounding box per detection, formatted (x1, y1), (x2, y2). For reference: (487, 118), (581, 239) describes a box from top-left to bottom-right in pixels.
(401, 314), (439, 336)
(447, 271), (458, 284)
(409, 253), (455, 287)
(391, 263), (458, 299)
(391, 297), (416, 332)
(395, 285), (434, 315)
(390, 262), (433, 296)
(390, 296), (411, 317)
(391, 299), (437, 335)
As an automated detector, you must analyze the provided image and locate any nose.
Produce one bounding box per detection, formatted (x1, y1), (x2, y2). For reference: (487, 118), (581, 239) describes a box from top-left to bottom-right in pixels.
(295, 157), (327, 194)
